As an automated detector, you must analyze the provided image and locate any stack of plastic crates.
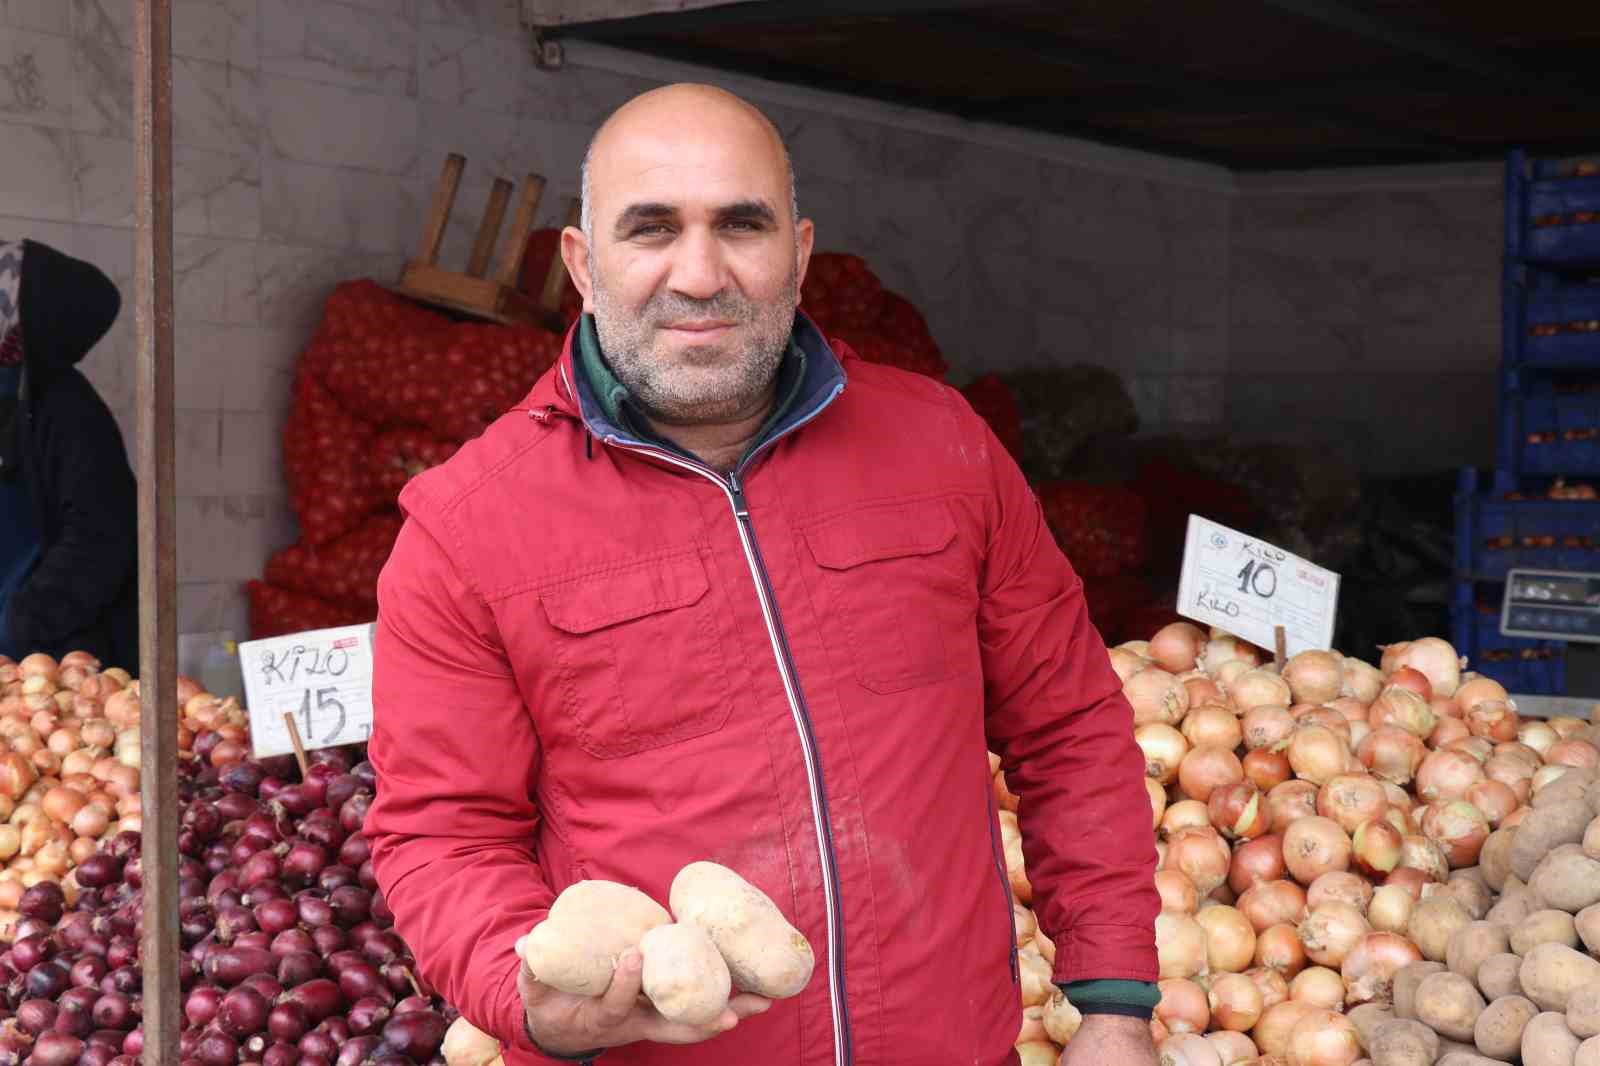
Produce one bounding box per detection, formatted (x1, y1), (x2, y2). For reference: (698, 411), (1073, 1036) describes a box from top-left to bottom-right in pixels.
(1454, 150), (1600, 694)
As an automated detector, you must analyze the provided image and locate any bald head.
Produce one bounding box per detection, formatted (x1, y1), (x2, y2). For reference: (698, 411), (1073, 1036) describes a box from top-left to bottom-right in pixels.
(580, 83), (798, 240)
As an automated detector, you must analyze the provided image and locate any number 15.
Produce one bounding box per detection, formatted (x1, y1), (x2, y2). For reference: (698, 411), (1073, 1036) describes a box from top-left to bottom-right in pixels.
(298, 687), (347, 745)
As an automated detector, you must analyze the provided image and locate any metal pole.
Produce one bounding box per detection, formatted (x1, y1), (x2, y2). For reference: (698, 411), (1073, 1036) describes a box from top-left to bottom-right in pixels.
(133, 1), (181, 1063)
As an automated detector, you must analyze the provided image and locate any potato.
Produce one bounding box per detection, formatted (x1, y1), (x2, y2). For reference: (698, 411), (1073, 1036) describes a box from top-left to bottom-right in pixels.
(1569, 984), (1600, 1040)
(1416, 971), (1488, 1042)
(440, 1017), (500, 1066)
(669, 861), (814, 998)
(1490, 891), (1539, 937)
(1043, 990), (1082, 1045)
(1436, 1037), (1491, 1061)
(1018, 947), (1054, 1008)
(1584, 818), (1600, 861)
(1588, 776), (1600, 816)
(1515, 910), (1581, 956)
(1578, 904), (1600, 956)
(1015, 1042), (1059, 1066)
(1410, 896), (1474, 963)
(1437, 1055), (1514, 1066)
(1393, 960), (1446, 1020)
(1579, 1035), (1600, 1066)
(1511, 800), (1593, 882)
(518, 881), (671, 996)
(1478, 953), (1526, 1001)
(1368, 1017), (1438, 1066)
(1534, 770), (1597, 810)
(1347, 1002), (1394, 1050)
(1447, 871), (1495, 921)
(1530, 844), (1600, 913)
(638, 923), (731, 1026)
(1448, 922), (1510, 984)
(1475, 995), (1540, 1060)
(1521, 943), (1600, 1012)
(1480, 828), (1518, 893)
(1523, 1011), (1582, 1066)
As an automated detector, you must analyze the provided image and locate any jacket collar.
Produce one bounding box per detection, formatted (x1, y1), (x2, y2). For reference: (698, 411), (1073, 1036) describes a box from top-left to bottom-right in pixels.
(524, 310), (849, 457)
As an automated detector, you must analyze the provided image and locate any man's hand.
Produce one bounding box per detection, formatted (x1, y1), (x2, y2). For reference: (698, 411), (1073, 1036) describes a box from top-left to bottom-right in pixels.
(1059, 1013), (1157, 1066)
(519, 948), (772, 1056)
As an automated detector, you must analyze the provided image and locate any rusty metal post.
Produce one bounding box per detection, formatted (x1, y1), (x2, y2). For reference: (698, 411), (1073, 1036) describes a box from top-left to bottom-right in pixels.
(133, 1), (181, 1063)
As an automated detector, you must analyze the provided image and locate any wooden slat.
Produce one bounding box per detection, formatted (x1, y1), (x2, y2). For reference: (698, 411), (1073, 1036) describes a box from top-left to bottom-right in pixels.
(414, 153), (465, 266)
(133, 2), (181, 1064)
(467, 178), (513, 278)
(539, 197), (583, 315)
(397, 263), (543, 327)
(493, 174), (546, 287)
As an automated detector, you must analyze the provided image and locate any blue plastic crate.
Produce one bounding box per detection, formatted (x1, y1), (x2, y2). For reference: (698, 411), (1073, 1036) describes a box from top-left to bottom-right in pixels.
(1520, 283), (1600, 367)
(1524, 174), (1600, 268)
(1450, 588), (1566, 696)
(1455, 469), (1600, 579)
(1514, 381), (1600, 475)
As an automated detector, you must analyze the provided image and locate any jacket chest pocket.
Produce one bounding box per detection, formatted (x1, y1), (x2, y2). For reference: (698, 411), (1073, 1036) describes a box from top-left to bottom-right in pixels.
(803, 499), (974, 695)
(538, 551), (733, 758)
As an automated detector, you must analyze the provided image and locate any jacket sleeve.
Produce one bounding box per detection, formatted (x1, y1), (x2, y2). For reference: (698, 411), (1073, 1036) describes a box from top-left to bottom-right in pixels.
(365, 505), (558, 1059)
(7, 377), (136, 652)
(972, 417), (1160, 986)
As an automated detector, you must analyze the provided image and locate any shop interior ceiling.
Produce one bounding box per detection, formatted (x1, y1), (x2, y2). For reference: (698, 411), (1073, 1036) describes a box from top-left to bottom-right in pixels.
(534, 0), (1600, 170)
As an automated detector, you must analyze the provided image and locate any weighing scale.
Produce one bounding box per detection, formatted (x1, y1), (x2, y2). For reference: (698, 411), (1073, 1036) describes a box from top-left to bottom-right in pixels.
(1500, 568), (1600, 718)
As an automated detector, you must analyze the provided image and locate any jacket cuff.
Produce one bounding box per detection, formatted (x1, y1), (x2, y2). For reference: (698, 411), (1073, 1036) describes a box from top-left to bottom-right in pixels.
(1053, 923), (1160, 985)
(1058, 978), (1160, 1019)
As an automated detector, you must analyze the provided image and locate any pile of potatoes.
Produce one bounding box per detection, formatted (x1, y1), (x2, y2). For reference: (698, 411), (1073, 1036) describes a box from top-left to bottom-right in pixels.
(1361, 764), (1600, 1066)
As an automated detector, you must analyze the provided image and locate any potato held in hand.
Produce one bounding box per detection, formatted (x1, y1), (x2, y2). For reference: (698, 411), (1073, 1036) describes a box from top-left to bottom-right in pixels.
(670, 861), (815, 998)
(640, 923), (732, 1025)
(518, 881), (671, 996)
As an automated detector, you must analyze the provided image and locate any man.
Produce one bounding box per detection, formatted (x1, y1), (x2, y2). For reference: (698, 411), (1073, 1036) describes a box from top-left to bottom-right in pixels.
(0, 239), (137, 668)
(367, 84), (1159, 1066)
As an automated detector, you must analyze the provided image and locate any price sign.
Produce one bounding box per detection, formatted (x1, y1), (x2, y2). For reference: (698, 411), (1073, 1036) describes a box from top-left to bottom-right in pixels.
(1177, 515), (1340, 657)
(238, 624), (376, 758)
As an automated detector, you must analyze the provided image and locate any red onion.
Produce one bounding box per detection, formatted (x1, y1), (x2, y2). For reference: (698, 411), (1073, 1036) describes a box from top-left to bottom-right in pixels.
(122, 1029), (143, 1057)
(71, 956), (109, 989)
(185, 984), (223, 1026)
(203, 945), (276, 986)
(283, 978), (343, 1023)
(216, 905), (259, 943)
(18, 997), (60, 1034)
(380, 1009), (448, 1059)
(195, 1029), (238, 1066)
(12, 936), (55, 971)
(282, 842), (329, 887)
(299, 810), (347, 851)
(244, 880), (289, 905)
(334, 1036), (383, 1066)
(27, 961), (71, 1000)
(19, 882), (65, 923)
(268, 1002), (310, 1043)
(325, 775), (362, 812)
(296, 895), (335, 929)
(271, 930), (316, 958)
(91, 992), (133, 1030)
(393, 995), (432, 1015)
(218, 985), (270, 1038)
(107, 966), (140, 994)
(257, 899), (300, 937)
(358, 860), (378, 892)
(318, 865), (359, 893)
(234, 930), (273, 952)
(348, 995), (392, 1035)
(338, 834), (370, 868)
(338, 792), (372, 835)
(78, 1044), (117, 1066)
(310, 925), (348, 956)
(239, 850), (282, 889)
(330, 886), (372, 927)
(29, 1033), (85, 1066)
(339, 960), (386, 1003)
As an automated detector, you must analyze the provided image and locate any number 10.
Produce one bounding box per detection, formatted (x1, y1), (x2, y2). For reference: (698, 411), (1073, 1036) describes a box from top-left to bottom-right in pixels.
(1237, 560), (1278, 599)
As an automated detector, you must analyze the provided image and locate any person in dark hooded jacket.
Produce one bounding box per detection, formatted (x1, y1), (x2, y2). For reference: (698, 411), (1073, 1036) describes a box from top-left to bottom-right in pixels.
(0, 239), (137, 669)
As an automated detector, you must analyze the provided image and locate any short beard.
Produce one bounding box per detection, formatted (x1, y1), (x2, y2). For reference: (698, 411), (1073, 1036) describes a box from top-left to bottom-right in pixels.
(590, 259), (798, 426)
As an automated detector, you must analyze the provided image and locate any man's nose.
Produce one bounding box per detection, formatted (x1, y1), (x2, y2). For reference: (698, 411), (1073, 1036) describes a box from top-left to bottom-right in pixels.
(667, 227), (727, 302)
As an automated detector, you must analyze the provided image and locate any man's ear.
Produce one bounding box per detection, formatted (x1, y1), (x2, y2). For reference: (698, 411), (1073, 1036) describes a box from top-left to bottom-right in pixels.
(793, 217), (815, 304)
(560, 227), (595, 312)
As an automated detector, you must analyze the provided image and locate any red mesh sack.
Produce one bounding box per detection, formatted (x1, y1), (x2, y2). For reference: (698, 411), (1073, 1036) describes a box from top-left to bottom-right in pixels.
(518, 228), (583, 329)
(247, 581), (373, 640)
(961, 374), (1022, 460)
(300, 280), (450, 383)
(1131, 459), (1258, 582)
(875, 291), (943, 370)
(1036, 481), (1148, 579)
(264, 512), (404, 609)
(282, 370), (382, 546)
(1080, 574), (1155, 643)
(372, 428), (461, 499)
(802, 252), (885, 335)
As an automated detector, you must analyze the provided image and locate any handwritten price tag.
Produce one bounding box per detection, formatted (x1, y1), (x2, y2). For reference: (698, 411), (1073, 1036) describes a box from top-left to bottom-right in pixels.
(238, 624), (377, 759)
(1177, 515), (1340, 657)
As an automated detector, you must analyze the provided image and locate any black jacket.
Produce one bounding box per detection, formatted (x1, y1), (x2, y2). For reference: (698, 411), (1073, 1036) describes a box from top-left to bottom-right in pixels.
(0, 240), (138, 668)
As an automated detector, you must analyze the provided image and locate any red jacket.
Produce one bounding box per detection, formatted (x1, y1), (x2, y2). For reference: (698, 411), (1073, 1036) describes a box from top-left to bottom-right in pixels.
(365, 318), (1158, 1066)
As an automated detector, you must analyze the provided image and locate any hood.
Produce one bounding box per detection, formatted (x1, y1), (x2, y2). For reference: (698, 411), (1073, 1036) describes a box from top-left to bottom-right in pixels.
(18, 240), (121, 381)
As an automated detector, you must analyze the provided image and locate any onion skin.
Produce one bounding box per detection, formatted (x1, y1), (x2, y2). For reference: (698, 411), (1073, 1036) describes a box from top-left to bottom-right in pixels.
(1357, 728), (1426, 786)
(1230, 835), (1289, 897)
(1179, 746), (1244, 805)
(1209, 783), (1268, 841)
(1237, 877), (1304, 933)
(1266, 781), (1319, 835)
(1125, 667), (1190, 727)
(1282, 816), (1351, 885)
(1150, 623), (1208, 674)
(1414, 750), (1484, 804)
(1242, 705), (1297, 752)
(1156, 977), (1210, 1034)
(1298, 901), (1370, 968)
(1339, 931), (1421, 1006)
(1243, 748), (1292, 792)
(1254, 922), (1307, 978)
(1350, 817), (1403, 878)
(1208, 971), (1264, 1032)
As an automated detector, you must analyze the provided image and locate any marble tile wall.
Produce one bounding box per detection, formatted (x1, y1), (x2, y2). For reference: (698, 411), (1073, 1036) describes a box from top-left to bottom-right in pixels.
(0, 0), (1256, 640)
(1228, 170), (1503, 474)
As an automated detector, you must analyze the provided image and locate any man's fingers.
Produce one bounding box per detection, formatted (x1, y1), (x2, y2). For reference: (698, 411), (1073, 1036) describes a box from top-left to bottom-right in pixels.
(728, 993), (773, 1020)
(592, 948), (645, 1026)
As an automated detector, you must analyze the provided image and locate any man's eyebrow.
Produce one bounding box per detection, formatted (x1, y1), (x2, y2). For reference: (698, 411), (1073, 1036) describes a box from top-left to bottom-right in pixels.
(715, 200), (778, 225)
(613, 202), (677, 236)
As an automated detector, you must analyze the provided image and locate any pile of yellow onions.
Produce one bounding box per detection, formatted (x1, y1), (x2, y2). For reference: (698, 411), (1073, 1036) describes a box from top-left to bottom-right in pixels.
(995, 622), (1597, 1066)
(0, 651), (244, 936)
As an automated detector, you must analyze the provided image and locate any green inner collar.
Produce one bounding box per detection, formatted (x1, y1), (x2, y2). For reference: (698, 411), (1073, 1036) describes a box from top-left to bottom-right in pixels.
(575, 313), (808, 463)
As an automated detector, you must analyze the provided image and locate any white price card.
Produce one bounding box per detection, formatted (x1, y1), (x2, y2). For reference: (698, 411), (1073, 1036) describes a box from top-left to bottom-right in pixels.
(238, 624), (377, 758)
(1177, 515), (1340, 657)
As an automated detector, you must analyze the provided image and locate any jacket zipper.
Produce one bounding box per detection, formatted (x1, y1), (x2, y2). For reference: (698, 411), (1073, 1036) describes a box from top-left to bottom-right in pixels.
(986, 790), (1021, 983)
(587, 386), (851, 1066)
